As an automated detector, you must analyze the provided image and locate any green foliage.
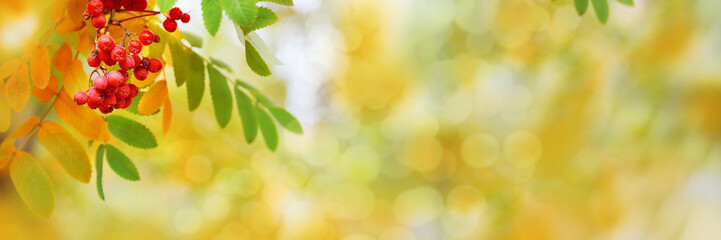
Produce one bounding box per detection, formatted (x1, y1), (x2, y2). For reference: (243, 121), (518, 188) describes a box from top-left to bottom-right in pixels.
(186, 51), (206, 111)
(220, 0), (257, 26)
(182, 32), (204, 48)
(125, 92), (159, 116)
(259, 0), (294, 6)
(202, 0), (222, 36)
(10, 153), (55, 218)
(591, 0), (609, 23)
(256, 106), (278, 151)
(170, 40), (189, 86)
(106, 115), (158, 149)
(208, 65), (233, 128)
(234, 87), (258, 143)
(245, 40), (271, 76)
(269, 107), (302, 134)
(241, 7), (279, 34)
(104, 144), (140, 181)
(211, 58), (233, 72)
(157, 0), (178, 13)
(575, 0), (588, 15)
(617, 0), (634, 6)
(95, 145), (105, 200)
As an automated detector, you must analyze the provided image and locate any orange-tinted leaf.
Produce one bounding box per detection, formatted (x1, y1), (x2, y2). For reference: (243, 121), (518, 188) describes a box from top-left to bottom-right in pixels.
(163, 98), (172, 135)
(0, 80), (10, 132)
(56, 17), (86, 34)
(0, 141), (14, 168)
(37, 121), (92, 183)
(62, 60), (87, 95)
(76, 26), (94, 52)
(0, 59), (21, 81)
(66, 0), (86, 26)
(32, 75), (59, 102)
(54, 89), (110, 142)
(50, 0), (65, 23)
(5, 64), (30, 112)
(30, 44), (51, 89)
(52, 44), (73, 72)
(9, 151), (55, 218)
(138, 80), (168, 115)
(7, 116), (39, 139)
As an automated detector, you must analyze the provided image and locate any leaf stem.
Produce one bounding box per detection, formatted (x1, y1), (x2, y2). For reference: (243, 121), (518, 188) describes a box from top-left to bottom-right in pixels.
(7, 83), (63, 162)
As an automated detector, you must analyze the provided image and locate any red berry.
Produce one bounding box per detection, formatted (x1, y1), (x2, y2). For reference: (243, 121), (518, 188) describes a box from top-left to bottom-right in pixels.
(102, 94), (117, 106)
(115, 98), (126, 109)
(122, 97), (133, 108)
(127, 0), (147, 11)
(87, 0), (104, 15)
(169, 7), (182, 20)
(118, 70), (130, 84)
(107, 71), (123, 86)
(128, 84), (139, 98)
(91, 14), (106, 28)
(100, 0), (115, 11)
(97, 35), (115, 52)
(105, 85), (118, 95)
(74, 91), (89, 105)
(180, 13), (190, 23)
(93, 76), (109, 90)
(133, 67), (148, 80)
(131, 54), (142, 68)
(83, 11), (92, 20)
(139, 30), (155, 45)
(119, 54), (135, 71)
(110, 45), (126, 62)
(147, 58), (162, 73)
(88, 88), (104, 104)
(127, 39), (142, 54)
(163, 18), (177, 32)
(87, 49), (101, 67)
(99, 105), (113, 114)
(154, 35), (161, 43)
(88, 101), (101, 109)
(140, 57), (150, 68)
(119, 0), (131, 9)
(116, 84), (130, 99)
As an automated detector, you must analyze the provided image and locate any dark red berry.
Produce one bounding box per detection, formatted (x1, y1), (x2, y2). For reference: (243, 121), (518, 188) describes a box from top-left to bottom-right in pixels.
(91, 14), (106, 28)
(97, 35), (115, 51)
(127, 0), (147, 11)
(83, 11), (92, 20)
(119, 54), (135, 71)
(139, 30), (155, 45)
(99, 105), (113, 114)
(163, 18), (177, 32)
(128, 84), (139, 98)
(74, 91), (89, 105)
(88, 101), (101, 109)
(115, 98), (126, 109)
(122, 97), (133, 108)
(148, 58), (162, 73)
(93, 76), (109, 90)
(87, 49), (101, 67)
(131, 54), (142, 68)
(180, 13), (190, 23)
(133, 67), (148, 80)
(119, 0), (131, 9)
(169, 7), (182, 21)
(87, 0), (104, 15)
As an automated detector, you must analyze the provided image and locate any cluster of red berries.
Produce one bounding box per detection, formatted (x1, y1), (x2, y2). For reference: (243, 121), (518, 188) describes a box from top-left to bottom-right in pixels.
(74, 71), (139, 114)
(84, 0), (149, 28)
(87, 32), (163, 81)
(163, 7), (190, 32)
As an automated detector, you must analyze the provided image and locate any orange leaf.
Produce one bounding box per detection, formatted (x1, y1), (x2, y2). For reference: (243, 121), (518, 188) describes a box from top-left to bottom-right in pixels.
(138, 80), (168, 115)
(66, 0), (86, 26)
(56, 17), (85, 34)
(0, 59), (21, 81)
(50, 0), (64, 23)
(30, 44), (51, 89)
(0, 80), (10, 132)
(37, 121), (92, 183)
(4, 64), (30, 112)
(9, 151), (55, 218)
(76, 26), (94, 52)
(54, 89), (110, 142)
(0, 141), (14, 168)
(32, 75), (59, 102)
(62, 60), (87, 95)
(52, 44), (73, 72)
(7, 116), (40, 139)
(163, 98), (172, 135)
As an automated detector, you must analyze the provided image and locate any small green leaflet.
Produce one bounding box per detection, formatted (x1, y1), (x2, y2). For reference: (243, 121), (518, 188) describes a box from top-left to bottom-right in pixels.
(259, 0), (293, 6)
(241, 7), (279, 34)
(96, 145), (105, 200)
(202, 0), (222, 36)
(269, 107), (302, 134)
(187, 51), (206, 111)
(105, 144), (140, 181)
(170, 40), (189, 86)
(208, 65), (233, 128)
(591, 0), (609, 23)
(182, 32), (204, 48)
(245, 40), (271, 76)
(220, 0), (257, 26)
(211, 58), (233, 72)
(10, 152), (55, 218)
(256, 106), (278, 151)
(617, 0), (633, 6)
(574, 0), (589, 15)
(107, 115), (158, 149)
(234, 87), (258, 143)
(124, 92), (158, 116)
(157, 0), (177, 13)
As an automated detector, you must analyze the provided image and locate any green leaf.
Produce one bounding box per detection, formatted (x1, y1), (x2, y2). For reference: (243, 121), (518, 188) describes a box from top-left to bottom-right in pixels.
(616, 0), (633, 6)
(201, 0), (223, 36)
(107, 115), (158, 149)
(208, 65), (233, 128)
(234, 87), (258, 143)
(187, 51), (206, 111)
(269, 107), (302, 134)
(157, 0), (178, 13)
(241, 7), (279, 34)
(236, 79), (261, 94)
(574, 0), (589, 15)
(591, 0), (609, 24)
(10, 152), (55, 218)
(211, 58), (233, 72)
(245, 40), (271, 76)
(182, 32), (204, 48)
(170, 39), (189, 86)
(125, 92), (160, 115)
(148, 25), (167, 58)
(95, 145), (105, 201)
(220, 0), (257, 26)
(256, 106), (278, 151)
(104, 144), (140, 181)
(259, 0), (293, 6)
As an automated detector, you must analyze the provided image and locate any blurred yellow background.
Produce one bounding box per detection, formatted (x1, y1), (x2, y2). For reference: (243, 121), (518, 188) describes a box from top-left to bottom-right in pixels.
(2, 0), (721, 239)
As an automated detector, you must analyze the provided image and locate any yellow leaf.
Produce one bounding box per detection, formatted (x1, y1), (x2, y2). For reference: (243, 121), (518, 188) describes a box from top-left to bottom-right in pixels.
(31, 44), (51, 89)
(0, 59), (21, 81)
(56, 17), (85, 34)
(138, 80), (168, 115)
(66, 0), (86, 26)
(131, 70), (158, 88)
(52, 44), (73, 72)
(10, 151), (55, 218)
(0, 139), (14, 167)
(37, 121), (92, 183)
(62, 60), (87, 95)
(54, 89), (110, 142)
(163, 98), (172, 135)
(32, 75), (59, 102)
(7, 116), (39, 139)
(5, 64), (30, 112)
(0, 80), (10, 132)
(76, 26), (94, 52)
(50, 0), (65, 23)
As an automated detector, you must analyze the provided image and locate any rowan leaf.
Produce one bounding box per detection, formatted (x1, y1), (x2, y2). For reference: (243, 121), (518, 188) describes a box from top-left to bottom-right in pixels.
(0, 81), (10, 132)
(76, 26), (94, 52)
(247, 32), (282, 65)
(269, 107), (302, 134)
(617, 0), (633, 6)
(208, 65), (233, 128)
(186, 51), (206, 111)
(234, 87), (258, 143)
(245, 40), (271, 77)
(37, 121), (92, 183)
(52, 44), (72, 72)
(56, 17), (85, 34)
(62, 60), (88, 96)
(0, 141), (14, 166)
(107, 115), (158, 149)
(0, 59), (21, 81)
(241, 7), (279, 34)
(157, 0), (177, 13)
(163, 98), (172, 135)
(54, 89), (110, 141)
(10, 152), (55, 218)
(202, 0), (222, 36)
(210, 58), (233, 72)
(138, 80), (168, 115)
(5, 64), (30, 112)
(591, 0), (609, 24)
(575, 0), (589, 15)
(7, 116), (39, 139)
(170, 39), (189, 86)
(256, 106), (278, 151)
(30, 44), (51, 89)
(66, 0), (86, 26)
(182, 32), (204, 48)
(32, 75), (59, 102)
(96, 145), (105, 200)
(220, 0), (257, 26)
(104, 144), (140, 181)
(259, 0), (293, 6)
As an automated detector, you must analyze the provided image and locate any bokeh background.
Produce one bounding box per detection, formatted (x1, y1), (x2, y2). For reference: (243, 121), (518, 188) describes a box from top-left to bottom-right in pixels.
(2, 0), (721, 239)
